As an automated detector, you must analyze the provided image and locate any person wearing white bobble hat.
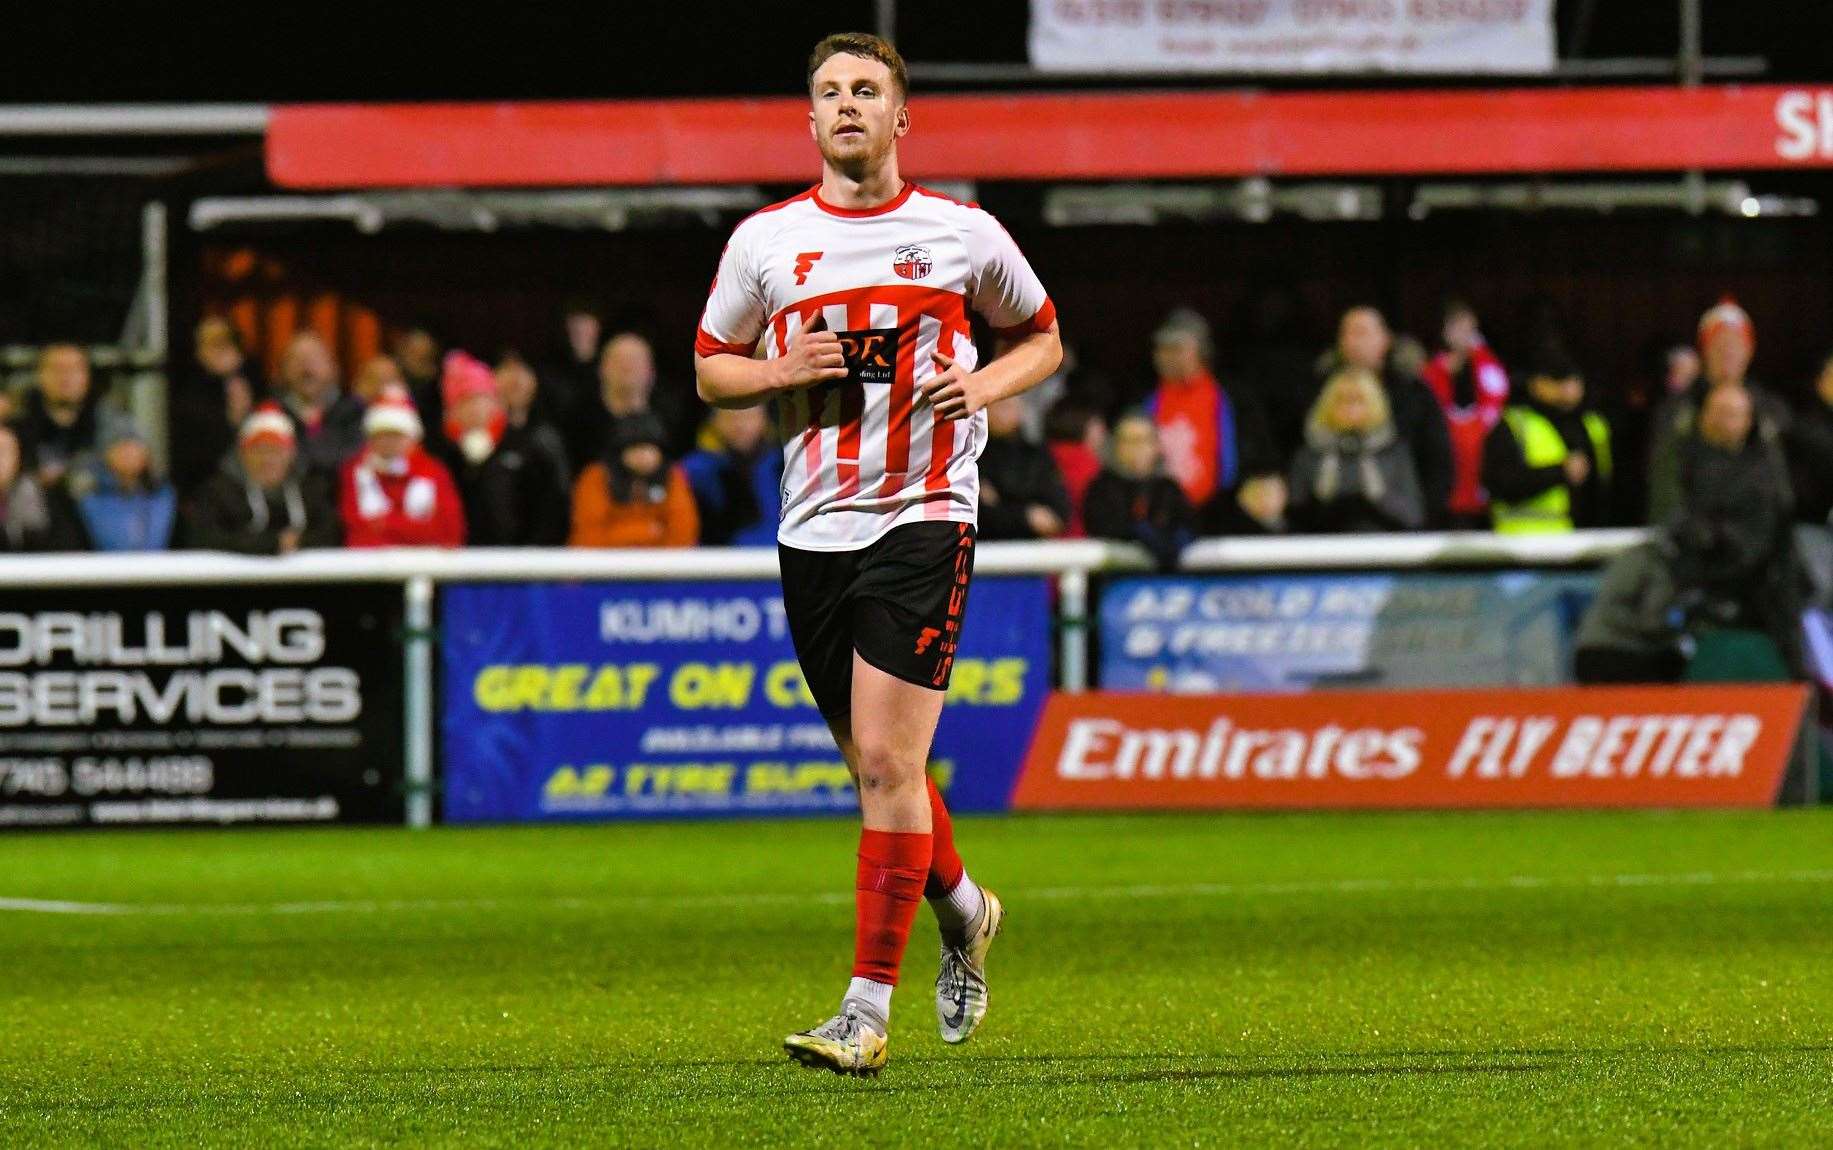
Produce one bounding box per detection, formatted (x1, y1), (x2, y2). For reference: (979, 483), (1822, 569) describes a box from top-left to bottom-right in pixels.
(337, 385), (466, 548)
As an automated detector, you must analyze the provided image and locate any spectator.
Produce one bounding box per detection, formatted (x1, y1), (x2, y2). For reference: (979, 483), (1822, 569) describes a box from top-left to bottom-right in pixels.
(12, 343), (110, 491)
(74, 424), (175, 552)
(1207, 472), (1288, 536)
(430, 351), (570, 547)
(0, 425), (86, 552)
(1309, 307), (1456, 526)
(1665, 344), (1702, 398)
(680, 404), (781, 546)
(1421, 299), (1510, 527)
(497, 349), (573, 468)
(567, 332), (692, 474)
(1043, 400), (1105, 537)
(1083, 411), (1195, 570)
(1287, 367), (1426, 534)
(1482, 349), (1613, 533)
(1142, 309), (1275, 514)
(541, 300), (603, 429)
(351, 355), (405, 406)
(169, 317), (263, 495)
(391, 325), (445, 430)
(1647, 298), (1792, 523)
(184, 403), (339, 554)
(339, 387), (466, 548)
(277, 332), (366, 477)
(569, 413), (697, 548)
(976, 396), (1070, 541)
(1664, 385), (1804, 673)
(1786, 353), (1833, 525)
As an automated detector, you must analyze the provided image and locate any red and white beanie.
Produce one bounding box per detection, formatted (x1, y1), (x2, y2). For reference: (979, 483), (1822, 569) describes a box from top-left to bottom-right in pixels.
(1697, 297), (1754, 353)
(363, 384), (423, 440)
(239, 402), (295, 449)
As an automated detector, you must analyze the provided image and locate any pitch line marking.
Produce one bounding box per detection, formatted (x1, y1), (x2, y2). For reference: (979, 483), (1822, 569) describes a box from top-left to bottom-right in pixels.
(2, 869), (1831, 917)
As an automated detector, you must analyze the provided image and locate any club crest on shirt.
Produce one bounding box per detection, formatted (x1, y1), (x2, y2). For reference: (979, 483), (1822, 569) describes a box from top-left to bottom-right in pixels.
(892, 244), (932, 280)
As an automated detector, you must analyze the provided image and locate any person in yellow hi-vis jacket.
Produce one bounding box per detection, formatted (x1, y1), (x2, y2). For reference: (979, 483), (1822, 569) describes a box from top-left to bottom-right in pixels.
(1482, 349), (1613, 533)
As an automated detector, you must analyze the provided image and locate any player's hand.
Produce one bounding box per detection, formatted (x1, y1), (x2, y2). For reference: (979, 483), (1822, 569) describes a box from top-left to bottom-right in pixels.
(772, 314), (848, 392)
(919, 351), (993, 422)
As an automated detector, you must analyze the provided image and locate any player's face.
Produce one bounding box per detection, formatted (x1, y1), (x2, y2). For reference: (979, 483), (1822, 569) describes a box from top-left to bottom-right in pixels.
(808, 54), (907, 177)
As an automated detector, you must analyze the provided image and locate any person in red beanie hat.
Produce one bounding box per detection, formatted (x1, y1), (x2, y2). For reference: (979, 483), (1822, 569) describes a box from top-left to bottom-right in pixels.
(430, 350), (570, 545)
(338, 385), (466, 547)
(1646, 297), (1793, 523)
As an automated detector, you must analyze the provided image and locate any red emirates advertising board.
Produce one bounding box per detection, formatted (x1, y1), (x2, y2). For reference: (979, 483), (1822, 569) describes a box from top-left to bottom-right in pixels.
(1012, 685), (1809, 811)
(268, 86), (1833, 188)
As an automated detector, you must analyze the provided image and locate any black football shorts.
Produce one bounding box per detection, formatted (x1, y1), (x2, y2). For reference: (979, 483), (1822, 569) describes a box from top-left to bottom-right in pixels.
(778, 521), (977, 718)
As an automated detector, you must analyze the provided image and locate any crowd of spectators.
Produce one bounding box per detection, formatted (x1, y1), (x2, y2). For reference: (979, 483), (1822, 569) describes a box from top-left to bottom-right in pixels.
(1, 294), (1827, 568)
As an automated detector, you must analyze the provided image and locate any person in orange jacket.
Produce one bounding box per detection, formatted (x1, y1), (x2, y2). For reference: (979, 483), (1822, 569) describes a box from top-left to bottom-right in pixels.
(569, 412), (698, 548)
(339, 386), (467, 548)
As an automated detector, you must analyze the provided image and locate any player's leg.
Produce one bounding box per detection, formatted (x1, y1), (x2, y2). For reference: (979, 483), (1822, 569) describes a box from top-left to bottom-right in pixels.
(826, 719), (984, 944)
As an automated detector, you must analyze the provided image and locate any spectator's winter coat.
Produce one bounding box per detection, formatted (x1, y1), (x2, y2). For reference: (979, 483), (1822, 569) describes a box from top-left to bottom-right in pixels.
(1422, 342), (1509, 519)
(569, 462), (697, 548)
(976, 435), (1071, 541)
(0, 474), (87, 552)
(1287, 421), (1426, 534)
(1143, 370), (1274, 509)
(74, 468), (176, 552)
(1047, 439), (1102, 538)
(431, 422), (572, 547)
(168, 369), (264, 494)
(338, 448), (467, 548)
(1786, 396), (1833, 526)
(1083, 470), (1195, 570)
(680, 441), (781, 546)
(184, 458), (340, 554)
(1645, 380), (1792, 524)
(10, 387), (110, 480)
(286, 392), (368, 478)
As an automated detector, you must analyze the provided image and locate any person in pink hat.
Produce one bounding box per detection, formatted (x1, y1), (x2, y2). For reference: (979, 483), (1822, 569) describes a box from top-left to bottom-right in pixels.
(430, 350), (569, 545)
(1646, 297), (1793, 523)
(338, 385), (466, 548)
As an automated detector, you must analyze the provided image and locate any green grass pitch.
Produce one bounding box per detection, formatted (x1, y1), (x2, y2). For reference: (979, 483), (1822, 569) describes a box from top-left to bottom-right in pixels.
(2, 809), (1830, 1147)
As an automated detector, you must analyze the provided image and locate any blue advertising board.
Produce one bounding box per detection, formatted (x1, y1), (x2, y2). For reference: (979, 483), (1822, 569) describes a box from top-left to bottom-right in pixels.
(441, 577), (1050, 822)
(1100, 571), (1600, 693)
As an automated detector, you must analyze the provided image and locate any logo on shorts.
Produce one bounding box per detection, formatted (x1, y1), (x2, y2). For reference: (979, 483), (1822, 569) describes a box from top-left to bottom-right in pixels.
(892, 244), (932, 280)
(914, 627), (941, 655)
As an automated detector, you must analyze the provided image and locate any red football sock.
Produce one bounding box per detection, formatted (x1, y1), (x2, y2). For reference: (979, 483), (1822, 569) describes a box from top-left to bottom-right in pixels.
(924, 775), (965, 899)
(853, 828), (932, 986)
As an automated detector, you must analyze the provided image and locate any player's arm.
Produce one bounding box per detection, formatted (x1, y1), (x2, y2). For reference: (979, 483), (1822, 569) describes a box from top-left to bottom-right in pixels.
(920, 322), (1062, 423)
(694, 318), (848, 410)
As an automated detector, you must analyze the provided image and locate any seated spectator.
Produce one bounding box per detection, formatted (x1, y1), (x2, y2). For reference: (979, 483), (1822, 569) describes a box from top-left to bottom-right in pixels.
(11, 343), (111, 492)
(1482, 350), (1613, 533)
(184, 403), (339, 554)
(1585, 386), (1804, 682)
(73, 424), (175, 552)
(976, 396), (1070, 541)
(0, 425), (86, 552)
(1043, 401), (1105, 537)
(680, 405), (781, 546)
(1287, 367), (1426, 534)
(339, 387), (466, 548)
(1421, 299), (1510, 527)
(278, 331), (366, 476)
(351, 355), (405, 406)
(1307, 307), (1455, 525)
(169, 317), (263, 495)
(1206, 473), (1288, 536)
(430, 351), (570, 547)
(1083, 411), (1195, 570)
(1787, 352), (1833, 525)
(1142, 309), (1275, 515)
(569, 413), (697, 548)
(1647, 298), (1793, 523)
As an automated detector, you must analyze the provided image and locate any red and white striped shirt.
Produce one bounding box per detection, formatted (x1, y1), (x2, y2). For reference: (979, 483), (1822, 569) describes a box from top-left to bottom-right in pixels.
(696, 183), (1055, 551)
